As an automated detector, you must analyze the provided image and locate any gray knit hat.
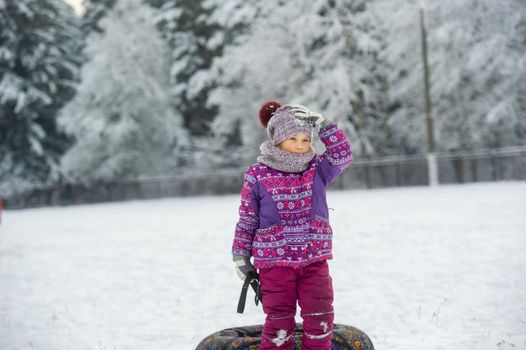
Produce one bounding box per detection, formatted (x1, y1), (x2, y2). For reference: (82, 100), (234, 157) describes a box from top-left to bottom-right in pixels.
(259, 101), (314, 145)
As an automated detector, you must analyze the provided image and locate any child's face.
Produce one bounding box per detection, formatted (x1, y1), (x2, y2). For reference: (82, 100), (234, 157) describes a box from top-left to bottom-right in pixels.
(278, 133), (312, 154)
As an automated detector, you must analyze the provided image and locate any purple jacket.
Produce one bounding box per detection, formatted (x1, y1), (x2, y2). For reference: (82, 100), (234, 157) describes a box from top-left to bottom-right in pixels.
(232, 123), (352, 269)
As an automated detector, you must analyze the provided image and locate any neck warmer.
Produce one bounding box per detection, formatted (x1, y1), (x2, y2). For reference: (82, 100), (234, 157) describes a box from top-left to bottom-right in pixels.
(257, 140), (315, 173)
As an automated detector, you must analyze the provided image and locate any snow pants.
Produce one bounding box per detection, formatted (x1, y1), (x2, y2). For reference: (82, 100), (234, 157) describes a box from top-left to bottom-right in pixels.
(259, 260), (334, 350)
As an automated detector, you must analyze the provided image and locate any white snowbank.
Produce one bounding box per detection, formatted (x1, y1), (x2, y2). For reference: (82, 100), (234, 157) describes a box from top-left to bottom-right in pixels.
(0, 182), (525, 350)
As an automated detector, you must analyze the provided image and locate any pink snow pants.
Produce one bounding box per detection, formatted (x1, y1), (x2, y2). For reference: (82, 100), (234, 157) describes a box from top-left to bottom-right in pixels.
(259, 260), (334, 350)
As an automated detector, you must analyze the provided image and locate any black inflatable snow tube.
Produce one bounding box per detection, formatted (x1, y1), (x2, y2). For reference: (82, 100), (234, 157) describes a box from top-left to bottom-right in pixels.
(195, 323), (374, 350)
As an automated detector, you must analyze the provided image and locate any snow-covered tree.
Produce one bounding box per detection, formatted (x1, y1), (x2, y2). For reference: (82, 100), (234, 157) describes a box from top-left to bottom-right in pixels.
(153, 0), (218, 137)
(151, 0), (257, 141)
(377, 0), (526, 153)
(0, 0), (81, 197)
(59, 0), (188, 183)
(333, 0), (395, 157)
(424, 0), (526, 151)
(81, 0), (116, 35)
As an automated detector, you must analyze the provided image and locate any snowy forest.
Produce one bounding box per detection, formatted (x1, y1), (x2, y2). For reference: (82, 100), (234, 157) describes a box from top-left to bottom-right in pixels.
(1, 0), (525, 198)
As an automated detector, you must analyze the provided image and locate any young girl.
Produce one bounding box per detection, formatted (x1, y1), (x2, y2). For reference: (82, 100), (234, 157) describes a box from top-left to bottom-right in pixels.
(232, 101), (352, 350)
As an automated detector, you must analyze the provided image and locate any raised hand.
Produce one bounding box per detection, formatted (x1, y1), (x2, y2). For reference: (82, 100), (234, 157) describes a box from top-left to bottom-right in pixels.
(290, 104), (326, 129)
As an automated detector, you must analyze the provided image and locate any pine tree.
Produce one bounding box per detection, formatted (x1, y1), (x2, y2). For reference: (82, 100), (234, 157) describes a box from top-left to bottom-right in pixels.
(0, 0), (81, 196)
(81, 0), (116, 35)
(59, 0), (188, 183)
(153, 0), (218, 138)
(153, 0), (258, 140)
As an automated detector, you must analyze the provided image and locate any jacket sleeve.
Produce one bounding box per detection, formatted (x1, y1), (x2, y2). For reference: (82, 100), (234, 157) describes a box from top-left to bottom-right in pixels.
(317, 122), (353, 186)
(232, 166), (260, 258)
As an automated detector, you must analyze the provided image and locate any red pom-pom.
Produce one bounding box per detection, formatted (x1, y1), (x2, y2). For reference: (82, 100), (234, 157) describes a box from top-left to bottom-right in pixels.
(259, 100), (282, 128)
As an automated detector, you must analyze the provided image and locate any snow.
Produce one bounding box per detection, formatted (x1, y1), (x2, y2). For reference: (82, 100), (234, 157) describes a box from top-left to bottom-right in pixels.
(0, 182), (525, 350)
(272, 329), (289, 346)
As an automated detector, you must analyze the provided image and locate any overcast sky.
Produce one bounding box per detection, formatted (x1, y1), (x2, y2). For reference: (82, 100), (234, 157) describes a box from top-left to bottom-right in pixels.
(63, 0), (84, 15)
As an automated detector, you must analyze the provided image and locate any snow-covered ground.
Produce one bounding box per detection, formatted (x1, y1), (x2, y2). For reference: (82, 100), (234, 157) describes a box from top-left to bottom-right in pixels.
(0, 182), (525, 350)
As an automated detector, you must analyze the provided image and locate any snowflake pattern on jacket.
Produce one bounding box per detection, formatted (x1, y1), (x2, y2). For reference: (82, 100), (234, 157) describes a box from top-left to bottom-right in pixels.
(232, 123), (352, 269)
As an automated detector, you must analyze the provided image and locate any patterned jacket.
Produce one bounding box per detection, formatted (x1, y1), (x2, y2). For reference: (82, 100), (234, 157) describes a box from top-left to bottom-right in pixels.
(232, 123), (352, 269)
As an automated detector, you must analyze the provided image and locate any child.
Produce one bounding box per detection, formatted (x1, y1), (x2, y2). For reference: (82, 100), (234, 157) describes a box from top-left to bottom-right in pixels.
(232, 101), (352, 350)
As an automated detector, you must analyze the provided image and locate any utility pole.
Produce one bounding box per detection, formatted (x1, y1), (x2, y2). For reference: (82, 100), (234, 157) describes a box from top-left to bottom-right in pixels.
(420, 7), (439, 186)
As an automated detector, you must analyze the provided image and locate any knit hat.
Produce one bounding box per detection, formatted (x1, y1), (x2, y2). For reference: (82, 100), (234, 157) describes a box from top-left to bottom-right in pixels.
(258, 100), (314, 145)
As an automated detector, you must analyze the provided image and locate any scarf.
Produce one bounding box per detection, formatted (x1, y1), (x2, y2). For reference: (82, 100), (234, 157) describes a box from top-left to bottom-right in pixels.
(257, 140), (315, 173)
